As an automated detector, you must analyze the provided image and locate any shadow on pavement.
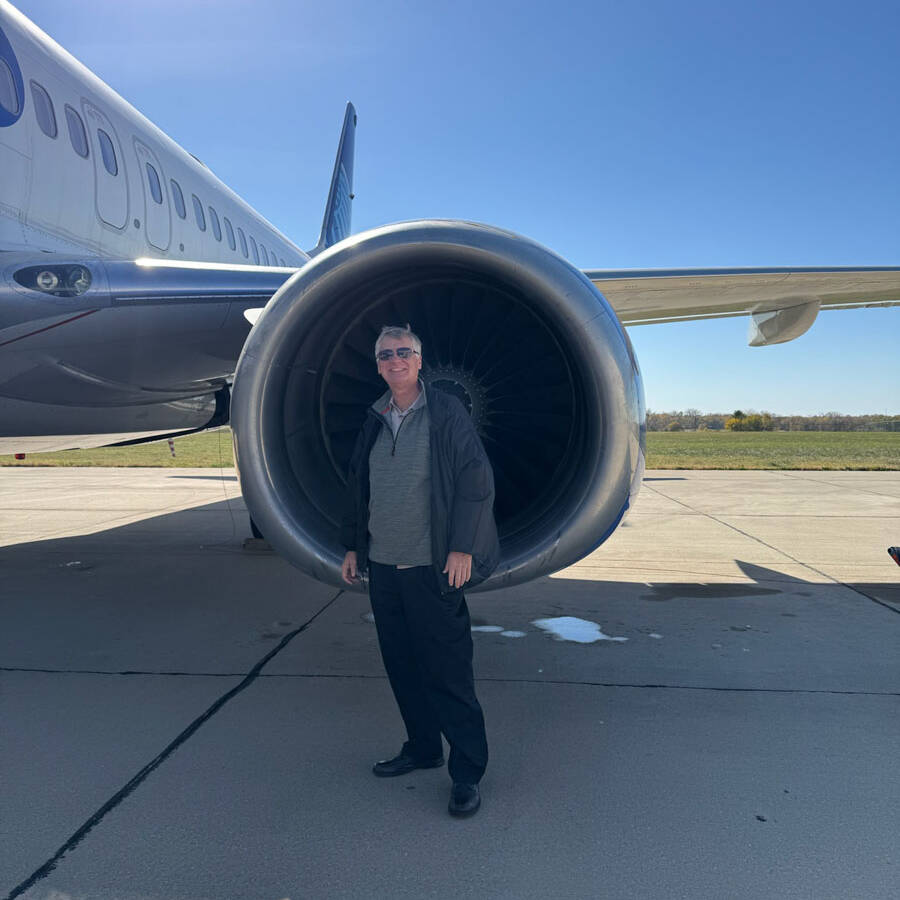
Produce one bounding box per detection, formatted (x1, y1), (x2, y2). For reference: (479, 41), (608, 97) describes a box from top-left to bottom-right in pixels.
(3, 497), (900, 900)
(1, 498), (897, 677)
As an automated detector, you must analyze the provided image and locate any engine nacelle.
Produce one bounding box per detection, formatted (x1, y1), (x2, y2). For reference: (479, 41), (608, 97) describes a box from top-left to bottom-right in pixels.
(231, 220), (645, 591)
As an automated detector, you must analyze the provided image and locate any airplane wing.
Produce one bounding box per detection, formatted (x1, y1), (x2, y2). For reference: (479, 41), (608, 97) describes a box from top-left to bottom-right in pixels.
(586, 266), (900, 345)
(228, 264), (900, 343)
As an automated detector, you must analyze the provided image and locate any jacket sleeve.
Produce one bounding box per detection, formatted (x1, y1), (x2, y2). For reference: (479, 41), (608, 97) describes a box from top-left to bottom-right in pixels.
(447, 404), (496, 556)
(340, 428), (367, 550)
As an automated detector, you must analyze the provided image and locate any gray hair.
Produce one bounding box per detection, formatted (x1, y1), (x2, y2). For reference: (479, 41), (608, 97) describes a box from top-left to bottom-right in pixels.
(374, 324), (422, 357)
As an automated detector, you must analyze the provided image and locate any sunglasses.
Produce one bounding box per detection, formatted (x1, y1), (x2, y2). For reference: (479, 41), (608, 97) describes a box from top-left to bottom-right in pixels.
(376, 347), (420, 361)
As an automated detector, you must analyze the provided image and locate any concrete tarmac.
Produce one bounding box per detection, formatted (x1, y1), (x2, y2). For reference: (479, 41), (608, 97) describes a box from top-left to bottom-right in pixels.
(1, 467), (899, 900)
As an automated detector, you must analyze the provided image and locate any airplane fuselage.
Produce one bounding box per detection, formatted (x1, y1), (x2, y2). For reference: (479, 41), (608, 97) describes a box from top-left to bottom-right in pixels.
(0, 3), (305, 264)
(0, 1), (305, 452)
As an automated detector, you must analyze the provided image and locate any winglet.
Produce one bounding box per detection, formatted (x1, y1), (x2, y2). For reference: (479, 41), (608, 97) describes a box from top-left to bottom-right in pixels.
(309, 102), (356, 256)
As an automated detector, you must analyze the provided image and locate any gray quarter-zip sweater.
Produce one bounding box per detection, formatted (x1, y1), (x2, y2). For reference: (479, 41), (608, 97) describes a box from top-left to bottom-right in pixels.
(367, 386), (432, 566)
(342, 383), (500, 592)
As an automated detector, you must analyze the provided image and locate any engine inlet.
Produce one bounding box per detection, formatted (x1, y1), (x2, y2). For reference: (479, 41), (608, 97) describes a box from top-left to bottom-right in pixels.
(231, 221), (644, 591)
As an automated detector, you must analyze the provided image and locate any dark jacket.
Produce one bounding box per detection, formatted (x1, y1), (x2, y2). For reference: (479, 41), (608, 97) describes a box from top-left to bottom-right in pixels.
(340, 384), (500, 594)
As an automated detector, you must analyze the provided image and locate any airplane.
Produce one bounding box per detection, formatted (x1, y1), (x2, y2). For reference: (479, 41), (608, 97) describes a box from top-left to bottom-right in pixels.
(1, 0), (898, 591)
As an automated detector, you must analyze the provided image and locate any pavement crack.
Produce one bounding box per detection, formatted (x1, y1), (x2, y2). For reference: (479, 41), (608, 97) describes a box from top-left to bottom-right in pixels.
(0, 666), (244, 676)
(474, 677), (900, 696)
(3, 587), (345, 900)
(9, 668), (897, 697)
(779, 471), (900, 501)
(641, 484), (697, 513)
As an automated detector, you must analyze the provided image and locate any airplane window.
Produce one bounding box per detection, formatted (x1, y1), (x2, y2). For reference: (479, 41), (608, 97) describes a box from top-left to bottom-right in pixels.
(249, 235), (259, 264)
(0, 58), (18, 115)
(192, 194), (206, 231)
(208, 206), (222, 242)
(259, 244), (269, 265)
(146, 163), (163, 204)
(64, 105), (89, 158)
(97, 129), (117, 176)
(30, 81), (56, 138)
(223, 216), (236, 251)
(170, 179), (186, 218)
(237, 226), (248, 258)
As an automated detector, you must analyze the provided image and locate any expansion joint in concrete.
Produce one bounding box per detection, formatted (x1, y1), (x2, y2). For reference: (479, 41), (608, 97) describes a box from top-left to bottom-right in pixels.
(642, 485), (900, 619)
(3, 588), (345, 900)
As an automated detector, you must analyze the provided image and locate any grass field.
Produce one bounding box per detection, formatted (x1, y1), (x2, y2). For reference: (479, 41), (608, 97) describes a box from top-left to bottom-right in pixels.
(0, 430), (236, 468)
(645, 431), (899, 470)
(1, 428), (898, 470)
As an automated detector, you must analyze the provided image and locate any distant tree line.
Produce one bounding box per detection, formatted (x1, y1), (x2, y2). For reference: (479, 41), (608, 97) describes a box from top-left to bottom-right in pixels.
(646, 409), (900, 432)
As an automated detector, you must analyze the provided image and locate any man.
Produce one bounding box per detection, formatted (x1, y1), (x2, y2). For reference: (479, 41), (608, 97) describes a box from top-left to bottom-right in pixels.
(341, 324), (500, 818)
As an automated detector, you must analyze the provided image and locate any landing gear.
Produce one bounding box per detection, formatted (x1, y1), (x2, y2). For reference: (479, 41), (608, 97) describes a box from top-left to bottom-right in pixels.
(243, 516), (273, 552)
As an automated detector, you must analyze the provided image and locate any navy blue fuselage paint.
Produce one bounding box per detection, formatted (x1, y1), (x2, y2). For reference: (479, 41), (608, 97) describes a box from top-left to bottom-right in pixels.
(0, 25), (24, 127)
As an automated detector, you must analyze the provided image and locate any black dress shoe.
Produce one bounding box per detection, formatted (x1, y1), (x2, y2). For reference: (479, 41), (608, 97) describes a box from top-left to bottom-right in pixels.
(448, 782), (481, 817)
(372, 752), (444, 778)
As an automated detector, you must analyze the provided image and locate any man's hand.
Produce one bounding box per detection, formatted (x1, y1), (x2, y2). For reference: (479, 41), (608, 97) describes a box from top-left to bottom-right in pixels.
(341, 551), (359, 585)
(443, 551), (473, 589)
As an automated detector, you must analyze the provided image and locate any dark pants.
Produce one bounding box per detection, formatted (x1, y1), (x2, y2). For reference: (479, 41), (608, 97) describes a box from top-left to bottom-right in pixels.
(368, 561), (488, 784)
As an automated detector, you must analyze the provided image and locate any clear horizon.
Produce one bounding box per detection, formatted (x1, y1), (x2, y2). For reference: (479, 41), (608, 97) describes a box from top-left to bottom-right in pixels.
(13, 0), (900, 415)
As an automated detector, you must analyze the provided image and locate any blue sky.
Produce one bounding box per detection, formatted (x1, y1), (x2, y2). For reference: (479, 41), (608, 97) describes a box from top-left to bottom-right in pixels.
(17, 0), (900, 414)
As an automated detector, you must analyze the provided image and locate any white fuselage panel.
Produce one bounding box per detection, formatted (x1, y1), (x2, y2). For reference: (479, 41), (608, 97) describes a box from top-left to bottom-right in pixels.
(0, 1), (309, 268)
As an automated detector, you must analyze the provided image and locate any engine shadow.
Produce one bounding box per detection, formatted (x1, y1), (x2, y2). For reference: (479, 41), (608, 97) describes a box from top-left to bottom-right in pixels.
(1, 499), (897, 617)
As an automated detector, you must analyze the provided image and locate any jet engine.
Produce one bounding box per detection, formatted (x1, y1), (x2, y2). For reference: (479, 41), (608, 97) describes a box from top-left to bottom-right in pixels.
(231, 220), (645, 591)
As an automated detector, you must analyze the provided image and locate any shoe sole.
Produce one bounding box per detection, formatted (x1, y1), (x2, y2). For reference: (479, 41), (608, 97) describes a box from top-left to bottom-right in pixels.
(448, 798), (481, 818)
(372, 758), (444, 778)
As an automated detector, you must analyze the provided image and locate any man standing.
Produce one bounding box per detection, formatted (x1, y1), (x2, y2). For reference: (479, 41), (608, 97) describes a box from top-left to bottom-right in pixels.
(341, 324), (500, 818)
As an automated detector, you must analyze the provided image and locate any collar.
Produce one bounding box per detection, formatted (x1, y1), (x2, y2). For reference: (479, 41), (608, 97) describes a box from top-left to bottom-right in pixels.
(373, 379), (427, 417)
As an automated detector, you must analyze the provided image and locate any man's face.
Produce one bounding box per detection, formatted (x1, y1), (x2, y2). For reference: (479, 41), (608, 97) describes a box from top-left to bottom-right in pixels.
(376, 335), (422, 393)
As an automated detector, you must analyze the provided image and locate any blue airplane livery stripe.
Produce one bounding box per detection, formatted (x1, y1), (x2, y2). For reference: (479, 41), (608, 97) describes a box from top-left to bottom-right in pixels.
(0, 24), (24, 127)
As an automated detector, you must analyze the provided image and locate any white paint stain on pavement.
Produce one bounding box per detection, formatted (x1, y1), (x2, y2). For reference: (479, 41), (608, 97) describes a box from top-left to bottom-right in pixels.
(532, 617), (628, 644)
(472, 625), (527, 638)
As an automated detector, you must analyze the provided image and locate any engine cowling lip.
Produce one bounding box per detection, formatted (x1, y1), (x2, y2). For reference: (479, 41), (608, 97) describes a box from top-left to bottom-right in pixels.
(232, 220), (643, 592)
